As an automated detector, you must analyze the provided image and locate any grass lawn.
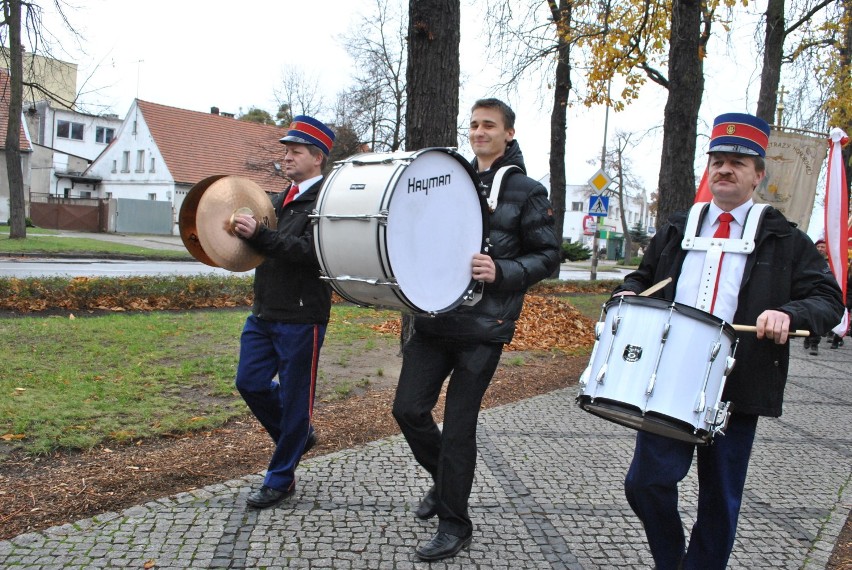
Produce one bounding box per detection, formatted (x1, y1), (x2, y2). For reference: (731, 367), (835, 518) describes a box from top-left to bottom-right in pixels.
(0, 230), (189, 258)
(0, 305), (397, 455)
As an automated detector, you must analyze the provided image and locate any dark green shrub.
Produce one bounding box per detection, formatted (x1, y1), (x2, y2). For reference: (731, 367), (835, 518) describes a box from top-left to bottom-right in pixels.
(561, 241), (592, 262)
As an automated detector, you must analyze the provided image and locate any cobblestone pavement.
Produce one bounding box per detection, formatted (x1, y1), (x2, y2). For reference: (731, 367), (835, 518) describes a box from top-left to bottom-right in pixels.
(1, 337), (850, 569)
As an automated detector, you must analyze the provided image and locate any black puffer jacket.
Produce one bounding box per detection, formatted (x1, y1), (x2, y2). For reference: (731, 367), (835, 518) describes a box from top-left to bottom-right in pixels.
(414, 140), (561, 343)
(615, 206), (844, 416)
(245, 179), (332, 324)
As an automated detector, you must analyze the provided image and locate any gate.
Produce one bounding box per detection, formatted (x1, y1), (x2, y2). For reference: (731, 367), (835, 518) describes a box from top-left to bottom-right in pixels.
(114, 198), (173, 235)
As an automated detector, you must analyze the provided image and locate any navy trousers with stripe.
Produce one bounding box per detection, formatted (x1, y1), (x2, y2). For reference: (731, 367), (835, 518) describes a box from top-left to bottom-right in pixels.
(235, 315), (325, 491)
(624, 413), (759, 570)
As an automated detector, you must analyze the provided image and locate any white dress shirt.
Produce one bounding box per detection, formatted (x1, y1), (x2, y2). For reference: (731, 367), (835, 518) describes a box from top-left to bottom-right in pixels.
(675, 200), (754, 323)
(290, 175), (323, 200)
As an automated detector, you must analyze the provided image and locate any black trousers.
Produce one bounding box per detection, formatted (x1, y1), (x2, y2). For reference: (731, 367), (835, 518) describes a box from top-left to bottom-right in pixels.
(392, 332), (504, 537)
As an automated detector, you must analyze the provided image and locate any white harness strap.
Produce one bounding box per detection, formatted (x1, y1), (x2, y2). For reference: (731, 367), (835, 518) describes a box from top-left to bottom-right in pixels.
(487, 165), (523, 212)
(681, 202), (769, 312)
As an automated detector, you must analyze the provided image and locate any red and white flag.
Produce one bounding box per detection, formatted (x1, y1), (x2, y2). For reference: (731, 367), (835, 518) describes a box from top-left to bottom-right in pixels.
(825, 128), (849, 336)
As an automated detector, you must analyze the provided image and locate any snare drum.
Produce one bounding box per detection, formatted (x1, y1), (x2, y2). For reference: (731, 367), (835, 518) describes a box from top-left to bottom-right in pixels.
(576, 295), (738, 444)
(312, 148), (488, 313)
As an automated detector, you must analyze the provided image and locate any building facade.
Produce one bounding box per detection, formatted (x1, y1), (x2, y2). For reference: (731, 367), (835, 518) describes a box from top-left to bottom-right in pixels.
(540, 174), (655, 259)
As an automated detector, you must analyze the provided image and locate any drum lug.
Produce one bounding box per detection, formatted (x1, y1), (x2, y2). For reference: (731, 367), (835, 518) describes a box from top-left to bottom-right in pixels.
(594, 321), (604, 341)
(724, 355), (736, 376)
(595, 363), (607, 385)
(460, 281), (484, 307)
(611, 315), (621, 335)
(708, 341), (721, 361)
(661, 322), (670, 342)
(645, 373), (656, 396)
(578, 366), (590, 388)
(694, 391), (706, 413)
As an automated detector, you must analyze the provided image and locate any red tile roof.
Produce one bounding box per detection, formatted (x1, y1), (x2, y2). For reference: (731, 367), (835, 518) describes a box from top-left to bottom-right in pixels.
(137, 99), (288, 193)
(0, 69), (33, 152)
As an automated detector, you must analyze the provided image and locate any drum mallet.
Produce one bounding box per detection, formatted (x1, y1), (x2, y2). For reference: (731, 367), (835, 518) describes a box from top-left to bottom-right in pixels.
(638, 277), (673, 297)
(732, 324), (811, 338)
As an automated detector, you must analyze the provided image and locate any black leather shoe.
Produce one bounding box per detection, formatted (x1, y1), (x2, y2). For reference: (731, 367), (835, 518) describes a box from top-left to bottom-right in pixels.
(415, 486), (437, 519)
(415, 531), (472, 561)
(246, 484), (294, 509)
(304, 431), (318, 453)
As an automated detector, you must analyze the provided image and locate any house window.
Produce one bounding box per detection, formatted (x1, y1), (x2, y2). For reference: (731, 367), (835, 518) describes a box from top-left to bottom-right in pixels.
(148, 193), (156, 201)
(149, 157), (155, 172)
(105, 192), (112, 199)
(56, 120), (84, 140)
(136, 150), (145, 172)
(121, 151), (130, 172)
(112, 159), (117, 173)
(571, 201), (584, 212)
(95, 127), (115, 144)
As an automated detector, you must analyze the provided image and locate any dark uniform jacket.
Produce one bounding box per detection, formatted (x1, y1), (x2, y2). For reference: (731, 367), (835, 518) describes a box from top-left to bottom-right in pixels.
(246, 178), (332, 325)
(414, 140), (561, 344)
(615, 206), (844, 417)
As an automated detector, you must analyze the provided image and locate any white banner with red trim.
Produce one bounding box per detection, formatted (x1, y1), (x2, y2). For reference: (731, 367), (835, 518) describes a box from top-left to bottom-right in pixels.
(825, 128), (849, 336)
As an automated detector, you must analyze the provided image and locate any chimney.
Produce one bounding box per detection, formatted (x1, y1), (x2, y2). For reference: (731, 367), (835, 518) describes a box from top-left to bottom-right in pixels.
(210, 106), (220, 115)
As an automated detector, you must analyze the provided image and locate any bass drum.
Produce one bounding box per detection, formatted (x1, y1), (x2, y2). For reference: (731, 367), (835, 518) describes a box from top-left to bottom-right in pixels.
(312, 148), (488, 313)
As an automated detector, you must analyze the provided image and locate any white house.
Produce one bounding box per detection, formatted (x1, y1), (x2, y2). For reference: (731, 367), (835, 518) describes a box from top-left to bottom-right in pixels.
(24, 100), (123, 198)
(60, 99), (288, 234)
(540, 174), (655, 258)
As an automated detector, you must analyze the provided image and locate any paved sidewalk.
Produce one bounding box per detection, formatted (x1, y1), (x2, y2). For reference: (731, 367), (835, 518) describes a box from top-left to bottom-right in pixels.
(1, 339), (850, 569)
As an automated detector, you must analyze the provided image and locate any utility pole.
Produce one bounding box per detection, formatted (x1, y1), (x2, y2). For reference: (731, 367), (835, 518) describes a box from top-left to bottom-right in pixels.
(590, 80), (612, 280)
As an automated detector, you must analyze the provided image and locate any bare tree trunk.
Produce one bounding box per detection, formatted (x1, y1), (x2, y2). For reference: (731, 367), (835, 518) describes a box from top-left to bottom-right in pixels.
(6, 0), (26, 239)
(406, 0), (460, 148)
(756, 0), (785, 124)
(548, 0), (572, 276)
(656, 0), (705, 227)
(400, 0), (461, 350)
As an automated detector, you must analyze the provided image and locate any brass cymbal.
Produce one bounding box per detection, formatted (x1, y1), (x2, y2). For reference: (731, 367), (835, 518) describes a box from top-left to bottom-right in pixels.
(179, 175), (277, 272)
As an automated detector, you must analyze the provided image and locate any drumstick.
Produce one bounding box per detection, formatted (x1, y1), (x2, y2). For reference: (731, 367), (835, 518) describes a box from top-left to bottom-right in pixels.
(732, 324), (810, 338)
(638, 277), (672, 297)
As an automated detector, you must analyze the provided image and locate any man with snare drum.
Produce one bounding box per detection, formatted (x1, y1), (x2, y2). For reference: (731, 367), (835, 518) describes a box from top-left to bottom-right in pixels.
(392, 98), (561, 562)
(613, 113), (844, 569)
(231, 115), (335, 509)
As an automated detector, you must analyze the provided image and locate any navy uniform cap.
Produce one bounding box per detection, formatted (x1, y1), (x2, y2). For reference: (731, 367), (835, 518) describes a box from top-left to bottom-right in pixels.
(280, 115), (335, 156)
(708, 113), (770, 158)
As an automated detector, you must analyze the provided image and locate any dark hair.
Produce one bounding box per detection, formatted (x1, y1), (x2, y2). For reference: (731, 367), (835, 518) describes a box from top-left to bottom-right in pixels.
(305, 144), (328, 170)
(471, 98), (515, 130)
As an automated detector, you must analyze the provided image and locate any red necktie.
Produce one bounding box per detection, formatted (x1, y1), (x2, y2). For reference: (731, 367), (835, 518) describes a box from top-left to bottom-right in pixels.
(710, 212), (734, 313)
(714, 212), (733, 238)
(283, 184), (299, 206)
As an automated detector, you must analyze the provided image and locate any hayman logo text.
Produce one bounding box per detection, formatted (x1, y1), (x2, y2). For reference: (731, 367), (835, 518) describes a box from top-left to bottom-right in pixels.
(407, 173), (451, 195)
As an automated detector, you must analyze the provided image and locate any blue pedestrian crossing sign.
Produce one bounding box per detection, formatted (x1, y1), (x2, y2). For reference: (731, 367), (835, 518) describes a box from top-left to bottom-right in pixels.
(588, 195), (609, 217)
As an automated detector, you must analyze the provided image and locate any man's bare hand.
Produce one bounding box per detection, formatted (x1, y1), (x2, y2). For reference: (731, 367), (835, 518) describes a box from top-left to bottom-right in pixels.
(755, 309), (791, 344)
(472, 253), (496, 283)
(232, 214), (258, 239)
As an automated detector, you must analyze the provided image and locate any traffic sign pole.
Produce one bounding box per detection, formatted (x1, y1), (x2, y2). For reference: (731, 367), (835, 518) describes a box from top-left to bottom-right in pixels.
(587, 170), (612, 281)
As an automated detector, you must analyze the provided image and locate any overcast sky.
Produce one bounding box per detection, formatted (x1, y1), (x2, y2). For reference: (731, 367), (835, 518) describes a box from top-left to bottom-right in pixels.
(40, 0), (825, 235)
